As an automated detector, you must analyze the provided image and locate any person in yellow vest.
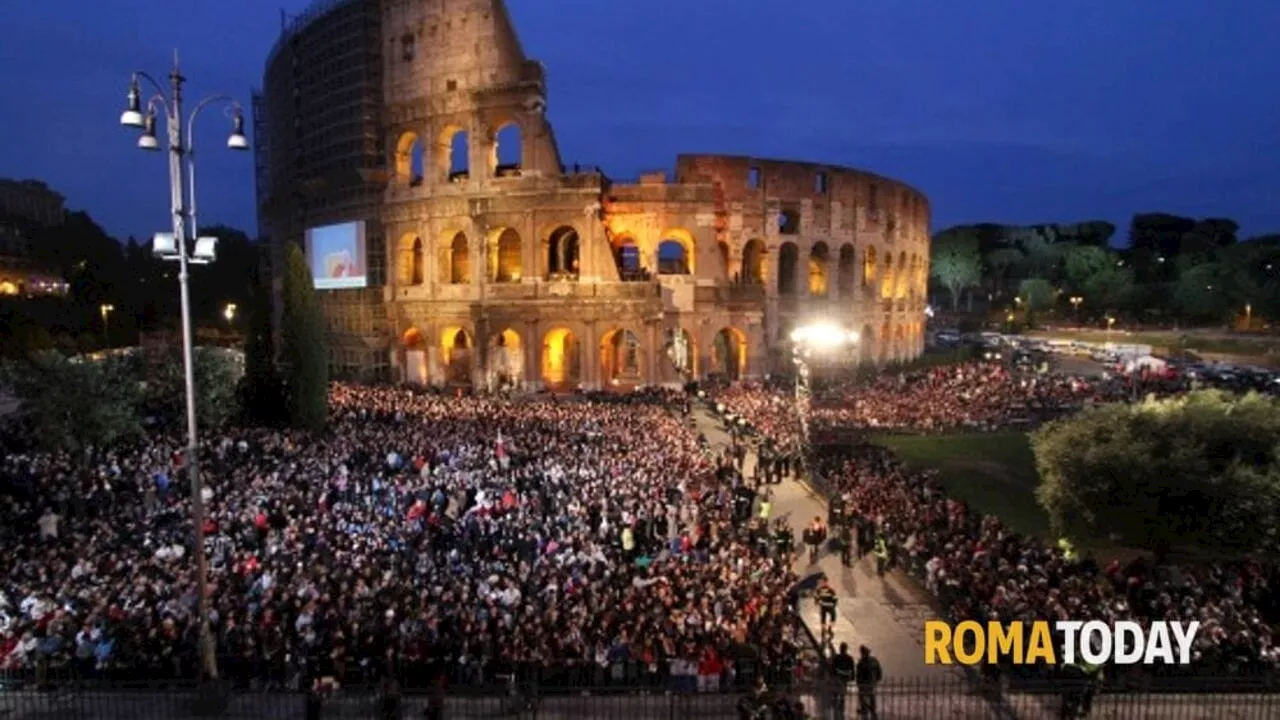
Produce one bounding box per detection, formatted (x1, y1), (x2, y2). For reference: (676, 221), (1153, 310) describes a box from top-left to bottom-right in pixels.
(758, 489), (773, 522)
(1057, 537), (1077, 562)
(621, 524), (635, 562)
(873, 534), (889, 577)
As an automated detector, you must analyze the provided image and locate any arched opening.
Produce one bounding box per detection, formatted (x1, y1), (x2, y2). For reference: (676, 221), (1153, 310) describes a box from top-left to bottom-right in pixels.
(547, 226), (580, 279)
(778, 209), (800, 235)
(493, 228), (522, 282)
(712, 328), (747, 380)
(666, 327), (695, 377)
(439, 127), (469, 181)
(915, 255), (928, 296)
(410, 237), (424, 285)
(657, 239), (690, 275)
(402, 328), (427, 384)
(837, 244), (856, 296)
(441, 327), (473, 385)
(542, 327), (580, 388)
(494, 123), (522, 176)
(397, 232), (423, 286)
(395, 132), (424, 186)
(863, 246), (877, 288)
(489, 329), (523, 388)
(599, 328), (643, 387)
(859, 325), (873, 365)
(447, 233), (470, 284)
(614, 238), (644, 280)
(879, 321), (892, 363)
(894, 324), (907, 360)
(895, 251), (909, 299)
(742, 239), (767, 285)
(778, 242), (799, 295)
(718, 241), (732, 280)
(880, 252), (895, 300)
(808, 242), (830, 297)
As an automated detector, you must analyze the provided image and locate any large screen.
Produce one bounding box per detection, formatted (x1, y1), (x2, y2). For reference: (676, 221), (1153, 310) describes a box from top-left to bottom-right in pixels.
(305, 221), (367, 290)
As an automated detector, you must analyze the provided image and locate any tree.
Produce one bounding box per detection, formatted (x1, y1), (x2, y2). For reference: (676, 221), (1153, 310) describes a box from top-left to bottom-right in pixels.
(1173, 262), (1234, 322)
(1033, 391), (1280, 555)
(281, 242), (328, 431)
(1017, 278), (1055, 314)
(930, 230), (983, 310)
(143, 346), (243, 431)
(239, 271), (287, 426)
(0, 352), (142, 458)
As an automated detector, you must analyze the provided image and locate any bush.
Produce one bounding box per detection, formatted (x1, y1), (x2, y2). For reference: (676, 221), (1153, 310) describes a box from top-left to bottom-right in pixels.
(1032, 390), (1280, 555)
(280, 242), (328, 431)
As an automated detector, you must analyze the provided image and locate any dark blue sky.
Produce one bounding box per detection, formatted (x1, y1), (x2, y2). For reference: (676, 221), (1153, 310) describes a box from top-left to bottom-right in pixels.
(2, 0), (1278, 242)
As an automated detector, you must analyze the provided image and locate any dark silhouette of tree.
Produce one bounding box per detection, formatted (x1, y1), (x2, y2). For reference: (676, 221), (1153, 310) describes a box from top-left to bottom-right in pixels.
(281, 242), (328, 431)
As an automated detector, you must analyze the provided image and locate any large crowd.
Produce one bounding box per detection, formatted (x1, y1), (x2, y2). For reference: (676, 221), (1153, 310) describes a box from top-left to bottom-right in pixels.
(0, 385), (809, 691)
(709, 361), (1280, 676)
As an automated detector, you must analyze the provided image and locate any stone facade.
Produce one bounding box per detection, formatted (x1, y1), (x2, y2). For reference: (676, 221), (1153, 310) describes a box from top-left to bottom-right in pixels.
(258, 0), (929, 389)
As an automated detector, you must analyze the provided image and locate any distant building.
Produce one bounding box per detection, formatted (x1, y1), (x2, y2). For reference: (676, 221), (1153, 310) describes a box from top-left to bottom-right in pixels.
(255, 0), (930, 387)
(0, 179), (68, 297)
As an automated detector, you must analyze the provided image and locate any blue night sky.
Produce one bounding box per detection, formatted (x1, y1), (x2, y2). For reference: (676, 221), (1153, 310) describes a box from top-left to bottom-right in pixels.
(1, 0), (1278, 242)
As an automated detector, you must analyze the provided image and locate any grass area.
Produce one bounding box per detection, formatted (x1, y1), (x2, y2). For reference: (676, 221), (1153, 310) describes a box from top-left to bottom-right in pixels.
(1026, 329), (1280, 358)
(872, 432), (1050, 539)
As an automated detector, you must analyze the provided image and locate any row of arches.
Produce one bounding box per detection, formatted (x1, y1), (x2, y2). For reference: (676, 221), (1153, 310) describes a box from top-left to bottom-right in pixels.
(398, 226), (581, 286)
(394, 123), (523, 186)
(400, 325), (750, 388)
(760, 241), (926, 300)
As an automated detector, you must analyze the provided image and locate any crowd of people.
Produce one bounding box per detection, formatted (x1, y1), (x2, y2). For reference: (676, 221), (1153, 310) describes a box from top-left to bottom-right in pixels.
(0, 385), (812, 691)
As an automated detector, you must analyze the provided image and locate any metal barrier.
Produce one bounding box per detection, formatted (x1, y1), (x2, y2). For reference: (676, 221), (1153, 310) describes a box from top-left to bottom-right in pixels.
(1, 673), (1278, 719)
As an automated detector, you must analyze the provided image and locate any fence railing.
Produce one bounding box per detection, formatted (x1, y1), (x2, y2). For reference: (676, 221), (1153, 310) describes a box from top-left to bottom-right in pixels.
(2, 674), (1279, 719)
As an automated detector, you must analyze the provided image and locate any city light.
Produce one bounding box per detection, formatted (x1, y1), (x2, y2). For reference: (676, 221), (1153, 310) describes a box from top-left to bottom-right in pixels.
(789, 322), (859, 349)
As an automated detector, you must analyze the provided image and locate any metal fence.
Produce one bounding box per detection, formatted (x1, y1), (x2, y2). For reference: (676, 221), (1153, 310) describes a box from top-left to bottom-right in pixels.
(2, 674), (1279, 719)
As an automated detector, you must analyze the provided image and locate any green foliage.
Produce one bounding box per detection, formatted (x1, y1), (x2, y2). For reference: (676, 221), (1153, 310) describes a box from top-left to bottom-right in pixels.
(1173, 262), (1234, 322)
(1017, 278), (1055, 312)
(238, 276), (287, 426)
(929, 230), (983, 309)
(143, 347), (243, 431)
(1032, 391), (1280, 554)
(281, 242), (328, 431)
(1, 351), (142, 456)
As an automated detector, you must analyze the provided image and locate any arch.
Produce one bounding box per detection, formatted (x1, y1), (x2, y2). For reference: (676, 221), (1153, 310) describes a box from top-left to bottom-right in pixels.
(493, 122), (522, 176)
(859, 324), (874, 365)
(402, 328), (428, 384)
(863, 246), (877, 288)
(492, 228), (522, 282)
(489, 328), (524, 388)
(445, 232), (470, 284)
(718, 240), (731, 280)
(837, 244), (856, 296)
(547, 226), (580, 279)
(401, 327), (426, 349)
(894, 324), (907, 360)
(712, 328), (747, 380)
(915, 254), (928, 296)
(438, 125), (469, 181)
(778, 242), (800, 295)
(397, 232), (424, 286)
(657, 229), (694, 274)
(808, 242), (830, 297)
(542, 327), (581, 388)
(666, 327), (696, 377)
(599, 328), (643, 387)
(880, 252), (895, 300)
(895, 251), (909, 299)
(879, 321), (892, 363)
(395, 132), (424, 186)
(614, 236), (644, 280)
(778, 209), (800, 235)
(742, 239), (767, 285)
(440, 327), (474, 385)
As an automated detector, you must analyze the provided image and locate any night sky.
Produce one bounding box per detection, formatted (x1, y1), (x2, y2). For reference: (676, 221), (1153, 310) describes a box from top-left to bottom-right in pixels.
(2, 0), (1277, 242)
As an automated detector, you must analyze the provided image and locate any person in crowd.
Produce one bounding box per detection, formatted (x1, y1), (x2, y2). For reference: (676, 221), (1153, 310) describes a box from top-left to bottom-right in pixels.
(855, 645), (882, 719)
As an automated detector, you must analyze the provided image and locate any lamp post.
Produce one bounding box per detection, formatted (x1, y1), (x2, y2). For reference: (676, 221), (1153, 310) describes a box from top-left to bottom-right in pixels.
(119, 52), (248, 682)
(789, 322), (859, 454)
(1069, 296), (1083, 323)
(223, 302), (237, 324)
(100, 304), (115, 348)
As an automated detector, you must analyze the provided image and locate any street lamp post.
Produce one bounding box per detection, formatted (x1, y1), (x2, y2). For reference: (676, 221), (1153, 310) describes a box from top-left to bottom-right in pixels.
(119, 52), (248, 683)
(1069, 296), (1083, 323)
(223, 303), (237, 325)
(100, 304), (115, 348)
(789, 322), (860, 455)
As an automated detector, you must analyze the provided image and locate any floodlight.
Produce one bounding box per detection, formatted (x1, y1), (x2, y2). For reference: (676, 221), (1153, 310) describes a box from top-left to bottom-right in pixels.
(152, 232), (179, 258)
(191, 237), (218, 264)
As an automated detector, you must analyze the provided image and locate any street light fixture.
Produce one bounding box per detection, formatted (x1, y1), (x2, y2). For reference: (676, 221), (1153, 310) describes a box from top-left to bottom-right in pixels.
(1069, 296), (1083, 322)
(223, 303), (237, 323)
(119, 52), (248, 683)
(100, 304), (115, 347)
(789, 321), (860, 453)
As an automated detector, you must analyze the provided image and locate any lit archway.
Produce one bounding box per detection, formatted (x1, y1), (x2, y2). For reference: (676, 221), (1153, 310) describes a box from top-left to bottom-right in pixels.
(402, 328), (425, 349)
(894, 324), (907, 360)
(657, 240), (690, 274)
(493, 122), (522, 176)
(397, 232), (424, 286)
(542, 327), (580, 388)
(837, 244), (856, 296)
(718, 241), (731, 280)
(437, 125), (469, 181)
(402, 328), (427, 385)
(712, 328), (747, 380)
(778, 242), (799, 295)
(395, 132), (424, 186)
(863, 246), (877, 288)
(548, 226), (580, 279)
(599, 328), (643, 387)
(895, 251), (909, 299)
(742, 239), (767, 285)
(880, 252), (895, 300)
(859, 325), (874, 365)
(492, 228), (522, 282)
(445, 232), (470, 284)
(808, 242), (830, 297)
(440, 327), (474, 384)
(613, 235), (642, 279)
(489, 329), (523, 388)
(879, 321), (892, 363)
(666, 327), (696, 377)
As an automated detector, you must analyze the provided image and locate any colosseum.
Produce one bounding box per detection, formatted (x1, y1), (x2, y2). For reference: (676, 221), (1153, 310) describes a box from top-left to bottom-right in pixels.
(255, 0), (930, 389)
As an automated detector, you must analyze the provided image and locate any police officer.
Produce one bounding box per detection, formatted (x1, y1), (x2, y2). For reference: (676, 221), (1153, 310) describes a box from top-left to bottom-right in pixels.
(773, 518), (794, 559)
(873, 532), (890, 577)
(803, 516), (826, 565)
(1060, 658), (1102, 719)
(839, 522), (854, 567)
(816, 576), (838, 631)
